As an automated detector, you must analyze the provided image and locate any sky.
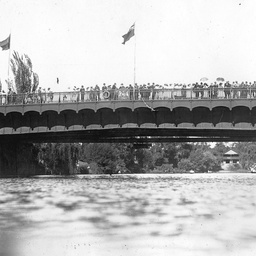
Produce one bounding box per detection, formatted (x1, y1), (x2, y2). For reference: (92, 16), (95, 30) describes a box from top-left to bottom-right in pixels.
(0, 0), (256, 91)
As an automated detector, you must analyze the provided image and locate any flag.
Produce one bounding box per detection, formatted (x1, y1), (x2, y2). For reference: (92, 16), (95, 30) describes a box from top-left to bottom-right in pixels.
(0, 35), (11, 51)
(122, 24), (135, 44)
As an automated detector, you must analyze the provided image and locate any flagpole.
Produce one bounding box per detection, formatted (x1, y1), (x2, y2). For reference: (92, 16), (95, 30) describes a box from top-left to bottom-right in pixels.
(133, 23), (136, 87)
(7, 33), (11, 89)
(133, 23), (136, 101)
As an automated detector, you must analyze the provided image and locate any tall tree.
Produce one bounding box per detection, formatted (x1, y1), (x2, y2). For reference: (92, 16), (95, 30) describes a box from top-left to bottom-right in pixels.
(80, 143), (118, 174)
(189, 148), (219, 172)
(37, 143), (79, 174)
(10, 51), (39, 93)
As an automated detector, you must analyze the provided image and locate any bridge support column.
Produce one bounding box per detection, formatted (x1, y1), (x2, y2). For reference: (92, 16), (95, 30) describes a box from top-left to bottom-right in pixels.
(0, 142), (40, 177)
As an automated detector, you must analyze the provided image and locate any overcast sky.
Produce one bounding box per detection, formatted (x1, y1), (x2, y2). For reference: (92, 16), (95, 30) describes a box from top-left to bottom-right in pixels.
(0, 0), (256, 91)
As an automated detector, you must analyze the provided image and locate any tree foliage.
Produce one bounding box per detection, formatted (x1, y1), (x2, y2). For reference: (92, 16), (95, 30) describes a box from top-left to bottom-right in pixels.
(32, 141), (255, 175)
(189, 149), (219, 172)
(80, 143), (118, 174)
(234, 142), (256, 169)
(36, 143), (79, 174)
(10, 51), (39, 93)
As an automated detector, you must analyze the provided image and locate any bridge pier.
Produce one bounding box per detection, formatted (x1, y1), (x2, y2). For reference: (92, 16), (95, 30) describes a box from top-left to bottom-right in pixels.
(0, 142), (40, 177)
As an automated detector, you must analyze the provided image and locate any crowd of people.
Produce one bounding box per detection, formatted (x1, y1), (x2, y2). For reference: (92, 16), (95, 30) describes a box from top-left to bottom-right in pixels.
(1, 81), (256, 105)
(67, 81), (256, 101)
(0, 87), (54, 105)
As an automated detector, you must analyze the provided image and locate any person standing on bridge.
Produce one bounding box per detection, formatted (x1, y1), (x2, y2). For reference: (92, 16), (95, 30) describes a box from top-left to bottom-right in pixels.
(224, 81), (231, 99)
(134, 83), (139, 100)
(181, 84), (187, 99)
(95, 84), (101, 101)
(80, 85), (85, 102)
(38, 87), (43, 103)
(7, 88), (13, 104)
(252, 81), (256, 98)
(232, 81), (239, 98)
(2, 90), (6, 104)
(129, 84), (133, 100)
(151, 83), (156, 100)
(213, 82), (218, 99)
(47, 88), (54, 102)
(240, 82), (248, 99)
(193, 83), (199, 98)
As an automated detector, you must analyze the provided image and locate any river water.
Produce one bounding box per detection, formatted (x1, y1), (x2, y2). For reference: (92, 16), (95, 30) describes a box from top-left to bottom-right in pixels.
(0, 173), (256, 256)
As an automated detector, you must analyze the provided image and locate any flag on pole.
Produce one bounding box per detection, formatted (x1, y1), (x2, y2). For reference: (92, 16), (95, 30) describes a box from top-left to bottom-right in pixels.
(0, 35), (11, 51)
(122, 24), (135, 45)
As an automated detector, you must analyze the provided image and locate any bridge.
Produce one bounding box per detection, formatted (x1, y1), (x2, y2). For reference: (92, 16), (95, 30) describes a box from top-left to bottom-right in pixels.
(1, 88), (256, 143)
(1, 87), (256, 176)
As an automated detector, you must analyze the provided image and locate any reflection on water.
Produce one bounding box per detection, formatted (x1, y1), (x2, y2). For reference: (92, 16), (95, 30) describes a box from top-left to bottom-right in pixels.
(0, 173), (256, 256)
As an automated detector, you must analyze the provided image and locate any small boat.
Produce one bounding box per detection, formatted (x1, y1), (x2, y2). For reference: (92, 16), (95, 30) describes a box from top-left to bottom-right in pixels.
(189, 170), (195, 174)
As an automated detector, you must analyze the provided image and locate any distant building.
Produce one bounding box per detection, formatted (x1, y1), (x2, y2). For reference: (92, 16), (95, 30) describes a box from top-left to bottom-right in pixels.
(223, 150), (239, 164)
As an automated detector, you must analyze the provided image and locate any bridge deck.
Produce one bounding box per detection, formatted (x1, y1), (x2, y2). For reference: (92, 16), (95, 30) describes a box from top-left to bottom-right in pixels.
(1, 88), (256, 142)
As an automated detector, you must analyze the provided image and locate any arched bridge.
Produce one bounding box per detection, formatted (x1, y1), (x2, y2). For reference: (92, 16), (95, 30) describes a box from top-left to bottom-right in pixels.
(1, 88), (256, 143)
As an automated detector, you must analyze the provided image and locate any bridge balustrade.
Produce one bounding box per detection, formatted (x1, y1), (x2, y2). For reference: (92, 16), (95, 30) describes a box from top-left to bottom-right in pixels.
(0, 87), (255, 106)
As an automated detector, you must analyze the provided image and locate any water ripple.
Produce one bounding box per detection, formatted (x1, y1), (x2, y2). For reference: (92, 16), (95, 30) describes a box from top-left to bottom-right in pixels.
(0, 173), (256, 256)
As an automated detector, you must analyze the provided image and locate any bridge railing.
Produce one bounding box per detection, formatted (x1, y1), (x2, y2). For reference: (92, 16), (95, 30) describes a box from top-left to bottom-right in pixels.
(0, 87), (255, 105)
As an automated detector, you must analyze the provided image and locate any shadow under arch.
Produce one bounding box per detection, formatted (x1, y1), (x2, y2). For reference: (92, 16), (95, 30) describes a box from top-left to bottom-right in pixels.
(115, 107), (135, 126)
(96, 108), (118, 127)
(23, 111), (42, 130)
(41, 110), (60, 129)
(192, 107), (212, 125)
(154, 107), (174, 126)
(5, 112), (23, 130)
(78, 109), (100, 128)
(172, 106), (192, 126)
(134, 107), (157, 126)
(232, 106), (251, 125)
(212, 106), (231, 126)
(59, 109), (79, 128)
(251, 106), (256, 126)
(0, 113), (6, 129)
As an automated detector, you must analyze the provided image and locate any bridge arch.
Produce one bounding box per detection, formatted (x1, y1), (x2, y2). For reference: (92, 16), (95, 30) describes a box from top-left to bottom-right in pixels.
(134, 107), (156, 126)
(78, 109), (100, 128)
(211, 101), (231, 110)
(40, 110), (59, 129)
(232, 106), (251, 124)
(153, 101), (172, 110)
(23, 111), (41, 130)
(251, 107), (256, 125)
(116, 107), (135, 126)
(5, 112), (23, 130)
(96, 108), (118, 127)
(191, 101), (211, 110)
(154, 107), (174, 126)
(0, 113), (6, 129)
(172, 107), (192, 125)
(59, 110), (79, 128)
(212, 106), (231, 125)
(192, 107), (211, 125)
(231, 100), (251, 110)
